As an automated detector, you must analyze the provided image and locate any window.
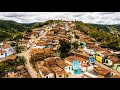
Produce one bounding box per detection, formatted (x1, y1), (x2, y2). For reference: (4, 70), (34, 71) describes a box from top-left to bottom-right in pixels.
(59, 75), (62, 77)
(69, 67), (70, 70)
(9, 49), (12, 51)
(106, 60), (108, 63)
(98, 54), (100, 56)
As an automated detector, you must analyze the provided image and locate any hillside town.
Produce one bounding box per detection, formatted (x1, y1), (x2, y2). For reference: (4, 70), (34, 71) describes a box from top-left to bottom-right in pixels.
(0, 21), (120, 78)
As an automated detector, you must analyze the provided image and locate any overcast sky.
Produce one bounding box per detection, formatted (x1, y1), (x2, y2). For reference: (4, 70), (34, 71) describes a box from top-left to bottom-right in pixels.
(0, 12), (119, 25)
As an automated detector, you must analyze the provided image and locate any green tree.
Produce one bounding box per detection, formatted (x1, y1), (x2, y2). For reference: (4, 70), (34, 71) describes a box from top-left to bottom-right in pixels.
(72, 42), (79, 49)
(26, 27), (32, 34)
(13, 33), (23, 41)
(15, 45), (23, 53)
(11, 42), (18, 47)
(0, 56), (26, 78)
(60, 53), (66, 59)
(59, 40), (71, 58)
(74, 34), (79, 39)
(15, 56), (26, 65)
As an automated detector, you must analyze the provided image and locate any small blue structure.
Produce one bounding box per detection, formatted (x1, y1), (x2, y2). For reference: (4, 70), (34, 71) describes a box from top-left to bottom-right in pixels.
(88, 56), (95, 64)
(64, 60), (83, 75)
(74, 69), (83, 74)
(5, 53), (7, 57)
(72, 60), (83, 74)
(72, 60), (80, 70)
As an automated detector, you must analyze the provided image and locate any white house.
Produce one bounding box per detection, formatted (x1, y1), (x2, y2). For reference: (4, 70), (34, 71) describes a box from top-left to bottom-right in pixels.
(64, 66), (74, 75)
(32, 45), (45, 49)
(0, 50), (7, 59)
(80, 65), (94, 72)
(4, 46), (15, 56)
(19, 39), (31, 49)
(0, 43), (15, 59)
(83, 47), (96, 55)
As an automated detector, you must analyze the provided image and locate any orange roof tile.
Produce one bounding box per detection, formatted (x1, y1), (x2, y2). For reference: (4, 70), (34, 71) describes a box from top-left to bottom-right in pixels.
(0, 50), (6, 54)
(8, 72), (18, 78)
(56, 60), (69, 69)
(45, 57), (61, 67)
(35, 41), (47, 46)
(2, 44), (11, 49)
(93, 65), (111, 75)
(31, 48), (44, 55)
(38, 66), (53, 76)
(64, 55), (88, 63)
(111, 74), (120, 78)
(50, 66), (66, 75)
(102, 51), (112, 56)
(108, 55), (120, 64)
(46, 31), (54, 35)
(31, 48), (53, 55)
(6, 55), (16, 60)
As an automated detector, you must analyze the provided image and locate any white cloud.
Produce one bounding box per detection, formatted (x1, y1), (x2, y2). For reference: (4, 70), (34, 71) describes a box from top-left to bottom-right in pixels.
(0, 12), (119, 24)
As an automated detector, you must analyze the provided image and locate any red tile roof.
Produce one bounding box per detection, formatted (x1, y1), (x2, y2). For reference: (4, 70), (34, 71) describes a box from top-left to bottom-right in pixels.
(38, 66), (53, 76)
(0, 50), (6, 54)
(6, 55), (16, 60)
(2, 44), (11, 49)
(56, 59), (69, 69)
(64, 55), (88, 63)
(108, 55), (120, 64)
(93, 65), (111, 75)
(31, 48), (53, 55)
(50, 65), (66, 76)
(111, 74), (120, 78)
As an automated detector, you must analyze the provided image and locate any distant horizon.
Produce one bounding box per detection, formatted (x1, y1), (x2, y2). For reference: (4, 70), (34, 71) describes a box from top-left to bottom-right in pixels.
(1, 19), (120, 26)
(3, 19), (120, 26)
(0, 12), (120, 25)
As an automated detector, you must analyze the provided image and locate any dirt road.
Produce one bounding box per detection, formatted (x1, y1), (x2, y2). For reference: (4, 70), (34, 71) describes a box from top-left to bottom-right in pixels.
(0, 31), (47, 78)
(18, 31), (47, 78)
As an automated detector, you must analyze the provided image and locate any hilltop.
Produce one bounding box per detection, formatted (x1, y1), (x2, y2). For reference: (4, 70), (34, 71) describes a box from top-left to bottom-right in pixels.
(0, 20), (28, 32)
(0, 19), (120, 51)
(0, 19), (120, 78)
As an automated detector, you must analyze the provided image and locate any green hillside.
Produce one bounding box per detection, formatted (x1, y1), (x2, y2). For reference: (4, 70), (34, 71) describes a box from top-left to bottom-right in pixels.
(76, 21), (120, 51)
(0, 20), (29, 41)
(0, 19), (120, 51)
(0, 20), (55, 41)
(87, 23), (110, 32)
(88, 23), (120, 33)
(0, 20), (28, 32)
